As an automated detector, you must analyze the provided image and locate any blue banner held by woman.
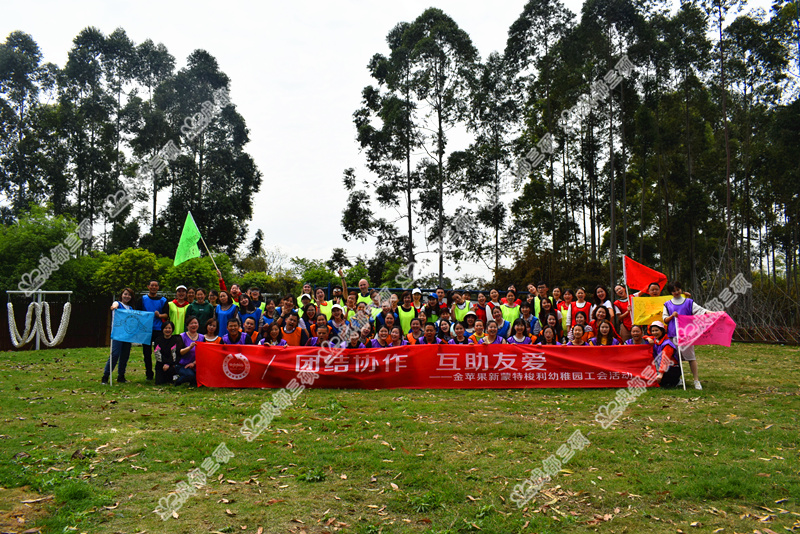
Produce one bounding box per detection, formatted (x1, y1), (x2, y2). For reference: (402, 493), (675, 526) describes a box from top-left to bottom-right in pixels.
(111, 308), (155, 345)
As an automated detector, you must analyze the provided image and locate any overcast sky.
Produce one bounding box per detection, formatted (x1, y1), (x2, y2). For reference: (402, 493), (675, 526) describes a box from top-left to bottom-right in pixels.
(3, 0), (764, 284)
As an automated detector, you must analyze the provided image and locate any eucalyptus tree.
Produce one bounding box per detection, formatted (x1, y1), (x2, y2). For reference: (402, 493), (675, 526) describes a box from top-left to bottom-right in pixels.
(402, 8), (478, 285)
(458, 51), (518, 277)
(129, 38), (175, 228)
(0, 31), (59, 220)
(151, 49), (261, 257)
(348, 22), (421, 273)
(59, 27), (118, 248)
(505, 0), (575, 256)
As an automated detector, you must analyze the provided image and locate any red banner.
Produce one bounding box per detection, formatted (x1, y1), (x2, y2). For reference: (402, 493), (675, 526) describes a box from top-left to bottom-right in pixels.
(196, 343), (656, 389)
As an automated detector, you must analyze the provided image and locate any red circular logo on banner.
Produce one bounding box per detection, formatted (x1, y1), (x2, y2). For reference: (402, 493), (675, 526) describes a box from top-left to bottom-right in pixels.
(222, 353), (250, 380)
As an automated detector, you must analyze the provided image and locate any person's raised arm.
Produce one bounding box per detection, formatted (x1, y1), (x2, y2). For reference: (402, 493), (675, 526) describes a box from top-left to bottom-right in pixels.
(217, 269), (228, 292)
(338, 269), (348, 300)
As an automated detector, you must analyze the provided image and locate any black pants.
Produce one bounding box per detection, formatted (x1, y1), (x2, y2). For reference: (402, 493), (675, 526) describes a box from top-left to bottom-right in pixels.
(155, 364), (175, 385)
(660, 365), (683, 388)
(142, 330), (161, 378)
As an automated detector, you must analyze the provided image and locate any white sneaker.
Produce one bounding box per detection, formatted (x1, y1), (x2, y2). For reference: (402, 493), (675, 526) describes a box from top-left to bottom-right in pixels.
(694, 380), (703, 390)
(677, 378), (684, 387)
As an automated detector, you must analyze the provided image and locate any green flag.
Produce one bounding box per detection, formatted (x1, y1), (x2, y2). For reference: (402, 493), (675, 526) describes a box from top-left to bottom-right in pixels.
(174, 212), (202, 266)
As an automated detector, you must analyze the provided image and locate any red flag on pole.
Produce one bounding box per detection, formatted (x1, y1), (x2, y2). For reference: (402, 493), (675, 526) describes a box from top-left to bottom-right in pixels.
(623, 255), (668, 292)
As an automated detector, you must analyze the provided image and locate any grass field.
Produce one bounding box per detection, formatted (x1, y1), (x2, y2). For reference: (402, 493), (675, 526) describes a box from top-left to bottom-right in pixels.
(0, 344), (798, 534)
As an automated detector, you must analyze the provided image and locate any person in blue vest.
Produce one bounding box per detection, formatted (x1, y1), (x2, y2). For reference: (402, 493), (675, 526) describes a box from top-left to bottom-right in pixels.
(662, 282), (709, 390)
(136, 280), (169, 380)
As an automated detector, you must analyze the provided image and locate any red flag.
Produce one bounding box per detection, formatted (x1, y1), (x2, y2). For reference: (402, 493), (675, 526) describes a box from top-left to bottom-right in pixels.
(623, 255), (668, 292)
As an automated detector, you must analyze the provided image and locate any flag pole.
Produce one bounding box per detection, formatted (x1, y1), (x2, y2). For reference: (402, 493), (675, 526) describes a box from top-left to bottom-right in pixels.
(189, 211), (220, 273)
(198, 233), (220, 272)
(108, 306), (114, 387)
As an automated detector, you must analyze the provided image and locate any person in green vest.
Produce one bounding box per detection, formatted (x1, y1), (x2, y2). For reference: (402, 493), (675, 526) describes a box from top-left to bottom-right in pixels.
(424, 293), (440, 324)
(501, 289), (522, 323)
(368, 290), (383, 320)
(397, 291), (417, 335)
(315, 287), (333, 320)
(356, 278), (372, 307)
(169, 285), (190, 335)
(297, 293), (312, 318)
(298, 282), (313, 304)
(344, 292), (358, 321)
(451, 291), (471, 324)
(187, 287), (214, 334)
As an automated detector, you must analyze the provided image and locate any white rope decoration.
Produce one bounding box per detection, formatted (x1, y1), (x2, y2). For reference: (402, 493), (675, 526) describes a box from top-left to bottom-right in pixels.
(7, 301), (72, 349)
(7, 302), (38, 348)
(36, 301), (72, 347)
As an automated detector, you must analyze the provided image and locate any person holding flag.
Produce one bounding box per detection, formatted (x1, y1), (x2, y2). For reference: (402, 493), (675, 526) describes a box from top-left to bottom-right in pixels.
(103, 288), (136, 384)
(663, 282), (709, 390)
(613, 284), (633, 341)
(623, 255), (668, 294)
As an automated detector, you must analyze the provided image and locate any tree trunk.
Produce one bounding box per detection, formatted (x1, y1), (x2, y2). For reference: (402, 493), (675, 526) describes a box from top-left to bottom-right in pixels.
(609, 93), (616, 287)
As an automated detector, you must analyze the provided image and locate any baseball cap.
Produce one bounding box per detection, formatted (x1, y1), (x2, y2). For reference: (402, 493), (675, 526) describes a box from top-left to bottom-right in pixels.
(412, 288), (422, 295)
(300, 293), (312, 300)
(176, 285), (187, 291)
(429, 293), (438, 299)
(332, 304), (344, 311)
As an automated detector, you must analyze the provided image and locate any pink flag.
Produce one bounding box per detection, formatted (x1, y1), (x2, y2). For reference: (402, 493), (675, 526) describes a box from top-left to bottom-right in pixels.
(676, 312), (736, 347)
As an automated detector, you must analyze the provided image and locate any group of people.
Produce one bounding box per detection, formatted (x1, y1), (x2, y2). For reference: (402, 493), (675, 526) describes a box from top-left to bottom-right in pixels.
(101, 269), (707, 390)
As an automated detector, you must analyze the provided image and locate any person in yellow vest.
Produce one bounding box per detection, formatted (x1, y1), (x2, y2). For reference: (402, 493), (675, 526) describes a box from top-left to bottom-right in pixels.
(397, 291), (417, 335)
(451, 291), (471, 324)
(344, 292), (358, 321)
(297, 293), (312, 318)
(500, 289), (521, 324)
(298, 282), (313, 305)
(356, 278), (372, 307)
(368, 290), (383, 321)
(315, 288), (333, 320)
(424, 293), (440, 324)
(168, 285), (190, 335)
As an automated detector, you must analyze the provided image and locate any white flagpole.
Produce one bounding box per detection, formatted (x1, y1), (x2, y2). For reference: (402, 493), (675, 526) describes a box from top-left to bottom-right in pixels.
(676, 315), (686, 391)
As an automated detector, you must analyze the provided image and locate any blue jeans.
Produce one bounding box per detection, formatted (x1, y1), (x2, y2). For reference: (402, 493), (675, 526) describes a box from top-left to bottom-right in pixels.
(104, 340), (132, 379)
(174, 364), (196, 386)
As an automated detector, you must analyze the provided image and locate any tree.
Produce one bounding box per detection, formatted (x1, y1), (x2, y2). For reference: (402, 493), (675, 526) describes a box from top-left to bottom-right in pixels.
(93, 247), (159, 293)
(129, 38), (175, 228)
(349, 23), (421, 272)
(460, 51), (519, 277)
(0, 31), (59, 220)
(506, 0), (575, 257)
(403, 8), (478, 284)
(149, 49), (262, 257)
